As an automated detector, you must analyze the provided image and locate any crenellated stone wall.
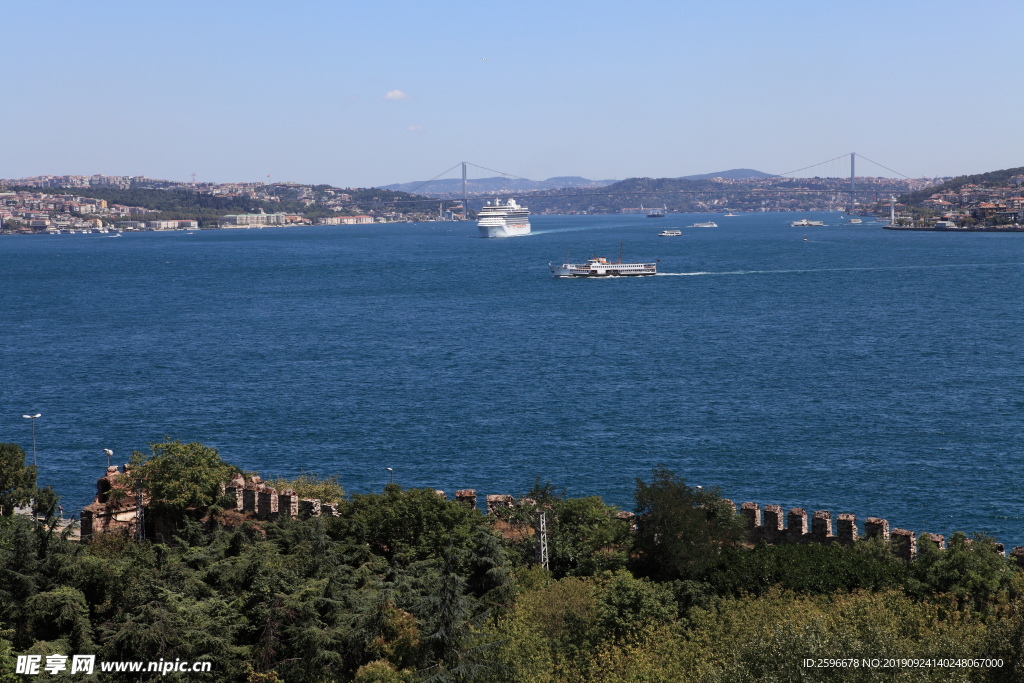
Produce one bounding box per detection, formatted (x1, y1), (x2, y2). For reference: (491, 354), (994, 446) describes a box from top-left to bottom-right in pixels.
(733, 500), (1008, 561)
(221, 476), (341, 520)
(79, 467), (1024, 565)
(486, 494), (514, 513)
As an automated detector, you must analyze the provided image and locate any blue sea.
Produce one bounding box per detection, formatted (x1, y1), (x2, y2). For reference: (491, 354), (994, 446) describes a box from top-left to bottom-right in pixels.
(2, 214), (1023, 545)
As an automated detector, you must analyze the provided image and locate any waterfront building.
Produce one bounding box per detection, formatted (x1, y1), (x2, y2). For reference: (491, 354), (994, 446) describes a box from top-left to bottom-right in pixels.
(318, 215), (373, 225)
(219, 212), (287, 227)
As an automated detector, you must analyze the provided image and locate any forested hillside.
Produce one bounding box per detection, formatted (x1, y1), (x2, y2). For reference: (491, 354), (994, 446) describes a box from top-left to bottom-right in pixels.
(9, 186), (441, 227)
(2, 443), (1022, 682)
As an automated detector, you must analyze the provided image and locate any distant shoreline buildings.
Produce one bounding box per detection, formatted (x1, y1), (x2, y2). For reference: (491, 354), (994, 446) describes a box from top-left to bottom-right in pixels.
(3, 169), (1023, 234)
(0, 174), (402, 234)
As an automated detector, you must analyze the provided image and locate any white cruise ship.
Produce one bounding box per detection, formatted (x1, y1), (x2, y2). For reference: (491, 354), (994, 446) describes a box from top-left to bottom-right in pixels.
(477, 198), (530, 238)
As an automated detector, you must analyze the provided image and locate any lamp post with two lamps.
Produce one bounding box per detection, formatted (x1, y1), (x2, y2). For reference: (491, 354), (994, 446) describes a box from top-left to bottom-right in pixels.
(21, 413), (41, 467)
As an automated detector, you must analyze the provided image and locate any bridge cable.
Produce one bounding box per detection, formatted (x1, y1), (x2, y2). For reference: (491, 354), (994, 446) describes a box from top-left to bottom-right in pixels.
(855, 154), (914, 180)
(464, 162), (535, 181)
(771, 154), (852, 178)
(404, 162), (464, 196)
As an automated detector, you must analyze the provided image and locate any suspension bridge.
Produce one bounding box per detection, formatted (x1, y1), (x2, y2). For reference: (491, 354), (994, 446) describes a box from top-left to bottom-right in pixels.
(385, 154), (920, 215)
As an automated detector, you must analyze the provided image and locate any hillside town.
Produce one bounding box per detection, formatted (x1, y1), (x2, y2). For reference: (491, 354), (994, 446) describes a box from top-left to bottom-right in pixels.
(909, 174), (1024, 226)
(0, 174), (411, 233)
(3, 169), (1024, 234)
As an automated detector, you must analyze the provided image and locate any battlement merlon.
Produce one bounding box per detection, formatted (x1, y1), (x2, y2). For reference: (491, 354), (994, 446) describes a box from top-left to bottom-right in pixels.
(892, 528), (917, 562)
(455, 489), (477, 509)
(812, 510), (834, 542)
(788, 508), (808, 540)
(837, 513), (858, 544)
(865, 517), (890, 541)
(486, 494), (514, 513)
(740, 502), (761, 530)
(763, 504), (784, 542)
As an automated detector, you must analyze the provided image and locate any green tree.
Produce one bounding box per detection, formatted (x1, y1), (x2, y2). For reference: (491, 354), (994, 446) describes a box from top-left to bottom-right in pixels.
(0, 443), (35, 516)
(0, 219), (26, 233)
(910, 532), (1018, 612)
(631, 466), (745, 581)
(338, 485), (486, 565)
(127, 440), (237, 516)
(0, 629), (17, 683)
(595, 571), (676, 642)
(706, 541), (906, 597)
(25, 586), (94, 651)
(420, 550), (497, 683)
(548, 496), (630, 577)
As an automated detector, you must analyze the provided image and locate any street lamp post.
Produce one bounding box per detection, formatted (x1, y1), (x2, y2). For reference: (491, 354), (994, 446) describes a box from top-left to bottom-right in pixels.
(21, 414), (41, 467)
(386, 467), (394, 485)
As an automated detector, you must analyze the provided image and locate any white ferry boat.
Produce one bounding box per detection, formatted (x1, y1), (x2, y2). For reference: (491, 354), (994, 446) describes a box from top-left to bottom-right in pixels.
(691, 221), (718, 228)
(790, 219), (825, 227)
(477, 198), (530, 238)
(550, 254), (657, 278)
(658, 229), (682, 237)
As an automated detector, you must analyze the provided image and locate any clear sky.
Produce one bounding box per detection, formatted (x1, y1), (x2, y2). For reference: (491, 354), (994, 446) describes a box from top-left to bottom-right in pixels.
(4, 0), (1022, 187)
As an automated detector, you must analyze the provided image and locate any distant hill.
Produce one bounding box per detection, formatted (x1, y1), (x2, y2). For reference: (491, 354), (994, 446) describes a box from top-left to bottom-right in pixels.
(514, 174), (918, 215)
(380, 170), (774, 195)
(678, 168), (775, 180)
(379, 176), (616, 195)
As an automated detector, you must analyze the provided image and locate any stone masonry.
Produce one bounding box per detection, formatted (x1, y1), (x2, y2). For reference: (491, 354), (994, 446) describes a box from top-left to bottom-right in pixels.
(80, 468), (1024, 566)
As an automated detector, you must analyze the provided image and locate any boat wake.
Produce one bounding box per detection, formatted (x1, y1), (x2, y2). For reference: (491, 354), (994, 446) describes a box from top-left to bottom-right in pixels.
(529, 226), (605, 236)
(656, 262), (1024, 277)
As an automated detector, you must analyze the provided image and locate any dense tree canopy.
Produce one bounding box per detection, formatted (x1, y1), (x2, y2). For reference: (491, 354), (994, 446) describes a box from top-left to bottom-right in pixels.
(0, 444), (35, 516)
(1, 451), (1023, 681)
(631, 466), (746, 581)
(127, 440), (238, 515)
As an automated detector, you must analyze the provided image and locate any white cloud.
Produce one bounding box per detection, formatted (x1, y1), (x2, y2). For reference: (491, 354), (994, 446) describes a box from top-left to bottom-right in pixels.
(384, 89), (410, 101)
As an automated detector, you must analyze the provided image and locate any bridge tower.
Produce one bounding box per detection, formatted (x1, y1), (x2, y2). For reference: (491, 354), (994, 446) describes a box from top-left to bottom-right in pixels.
(849, 152), (856, 214)
(462, 162), (468, 221)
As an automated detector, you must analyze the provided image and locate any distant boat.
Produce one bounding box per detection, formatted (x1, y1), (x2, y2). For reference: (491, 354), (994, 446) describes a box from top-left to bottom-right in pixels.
(658, 230), (682, 237)
(691, 221), (718, 228)
(791, 219), (825, 227)
(724, 212), (740, 217)
(646, 205), (667, 218)
(550, 243), (657, 277)
(550, 255), (657, 278)
(849, 218), (862, 224)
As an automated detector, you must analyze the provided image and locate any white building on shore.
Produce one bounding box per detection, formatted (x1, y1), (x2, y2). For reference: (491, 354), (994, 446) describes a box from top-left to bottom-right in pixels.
(219, 212), (287, 227)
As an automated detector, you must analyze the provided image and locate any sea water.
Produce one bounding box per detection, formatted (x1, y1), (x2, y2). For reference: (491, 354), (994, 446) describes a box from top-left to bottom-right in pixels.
(1, 214), (1022, 544)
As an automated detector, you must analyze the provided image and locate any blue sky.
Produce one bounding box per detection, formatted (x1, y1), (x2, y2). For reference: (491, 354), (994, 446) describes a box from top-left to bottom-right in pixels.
(4, 0), (1021, 187)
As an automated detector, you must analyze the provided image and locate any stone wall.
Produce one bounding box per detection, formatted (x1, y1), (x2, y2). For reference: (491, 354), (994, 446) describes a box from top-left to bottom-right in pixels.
(79, 467), (1023, 565)
(80, 465), (142, 538)
(223, 476), (338, 520)
(738, 500), (1012, 563)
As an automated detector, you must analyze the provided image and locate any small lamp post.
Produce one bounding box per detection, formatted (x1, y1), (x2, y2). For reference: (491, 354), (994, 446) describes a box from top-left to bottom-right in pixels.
(21, 413), (41, 467)
(103, 449), (114, 469)
(386, 467), (394, 485)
